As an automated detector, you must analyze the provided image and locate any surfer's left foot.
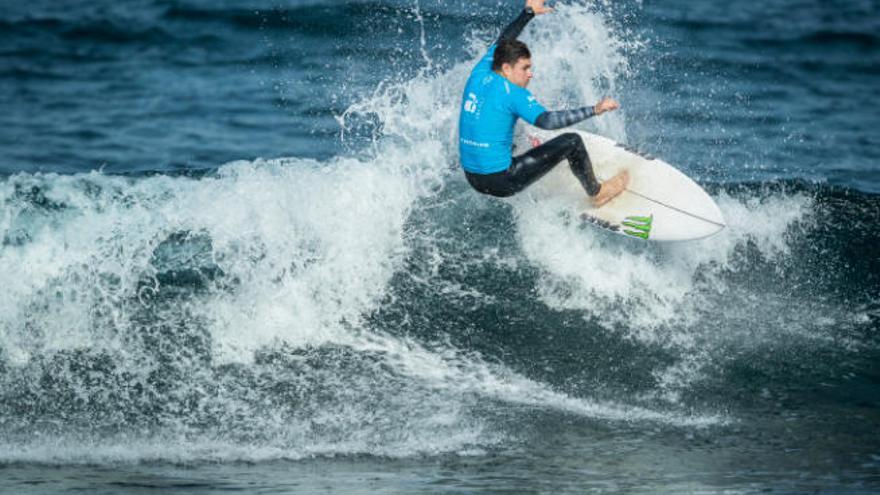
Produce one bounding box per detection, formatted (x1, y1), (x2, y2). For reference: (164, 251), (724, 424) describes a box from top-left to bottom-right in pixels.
(591, 170), (629, 207)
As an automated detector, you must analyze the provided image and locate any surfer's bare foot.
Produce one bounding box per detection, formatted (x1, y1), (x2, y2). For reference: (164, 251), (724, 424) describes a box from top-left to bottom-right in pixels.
(591, 170), (629, 207)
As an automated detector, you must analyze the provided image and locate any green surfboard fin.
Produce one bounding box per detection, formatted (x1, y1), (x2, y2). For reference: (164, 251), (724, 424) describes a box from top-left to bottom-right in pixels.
(621, 215), (653, 239)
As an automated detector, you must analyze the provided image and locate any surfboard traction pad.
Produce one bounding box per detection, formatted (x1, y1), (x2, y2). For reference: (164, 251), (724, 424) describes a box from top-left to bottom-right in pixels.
(532, 134), (657, 240)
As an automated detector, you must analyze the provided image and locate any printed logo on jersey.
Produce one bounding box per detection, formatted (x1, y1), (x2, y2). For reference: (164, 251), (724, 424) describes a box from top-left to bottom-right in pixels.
(464, 92), (479, 114)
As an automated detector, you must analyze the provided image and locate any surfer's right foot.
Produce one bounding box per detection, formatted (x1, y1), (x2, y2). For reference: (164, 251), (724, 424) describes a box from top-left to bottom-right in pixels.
(591, 170), (629, 207)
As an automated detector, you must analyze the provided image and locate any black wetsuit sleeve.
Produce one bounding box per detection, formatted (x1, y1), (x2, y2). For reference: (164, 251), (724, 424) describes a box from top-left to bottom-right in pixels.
(497, 8), (536, 43)
(533, 106), (597, 130)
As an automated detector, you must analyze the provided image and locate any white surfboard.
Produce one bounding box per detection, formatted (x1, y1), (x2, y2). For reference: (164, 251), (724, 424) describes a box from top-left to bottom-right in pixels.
(525, 130), (725, 241)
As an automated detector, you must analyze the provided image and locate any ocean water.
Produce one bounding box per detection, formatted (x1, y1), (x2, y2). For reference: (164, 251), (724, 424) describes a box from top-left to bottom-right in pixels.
(0, 0), (878, 493)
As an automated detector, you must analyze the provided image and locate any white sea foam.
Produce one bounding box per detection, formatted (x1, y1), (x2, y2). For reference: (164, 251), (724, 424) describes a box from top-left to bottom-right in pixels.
(525, 3), (633, 141)
(515, 191), (814, 329)
(513, 181), (824, 401)
(0, 150), (424, 364)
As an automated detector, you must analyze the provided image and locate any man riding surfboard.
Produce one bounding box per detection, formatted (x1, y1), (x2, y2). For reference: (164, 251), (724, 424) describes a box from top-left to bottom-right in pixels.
(458, 0), (628, 206)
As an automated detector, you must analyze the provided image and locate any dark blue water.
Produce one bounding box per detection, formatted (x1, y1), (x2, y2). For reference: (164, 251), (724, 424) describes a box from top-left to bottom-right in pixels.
(1, 1), (878, 493)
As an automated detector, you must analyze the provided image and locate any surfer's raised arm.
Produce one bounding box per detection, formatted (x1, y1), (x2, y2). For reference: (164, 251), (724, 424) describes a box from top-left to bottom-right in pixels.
(496, 0), (553, 44)
(492, 1), (621, 130)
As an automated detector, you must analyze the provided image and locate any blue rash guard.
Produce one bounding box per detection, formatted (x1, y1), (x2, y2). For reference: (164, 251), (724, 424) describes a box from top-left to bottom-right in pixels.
(458, 44), (547, 174)
(457, 8), (605, 197)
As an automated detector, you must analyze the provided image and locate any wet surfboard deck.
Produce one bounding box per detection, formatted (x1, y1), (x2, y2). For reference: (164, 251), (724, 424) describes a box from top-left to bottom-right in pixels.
(525, 130), (726, 242)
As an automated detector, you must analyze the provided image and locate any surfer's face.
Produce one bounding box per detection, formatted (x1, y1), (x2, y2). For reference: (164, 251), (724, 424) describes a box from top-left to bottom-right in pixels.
(502, 57), (533, 88)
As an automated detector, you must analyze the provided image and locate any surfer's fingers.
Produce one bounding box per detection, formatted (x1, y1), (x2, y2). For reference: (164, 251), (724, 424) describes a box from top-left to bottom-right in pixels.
(603, 98), (621, 110)
(596, 98), (619, 113)
(527, 0), (553, 14)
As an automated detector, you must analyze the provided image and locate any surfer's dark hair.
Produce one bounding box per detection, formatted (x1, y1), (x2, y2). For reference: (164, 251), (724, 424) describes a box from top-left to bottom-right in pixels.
(492, 39), (531, 71)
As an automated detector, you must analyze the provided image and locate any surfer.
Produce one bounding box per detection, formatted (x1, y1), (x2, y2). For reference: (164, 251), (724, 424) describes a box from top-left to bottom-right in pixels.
(458, 0), (628, 206)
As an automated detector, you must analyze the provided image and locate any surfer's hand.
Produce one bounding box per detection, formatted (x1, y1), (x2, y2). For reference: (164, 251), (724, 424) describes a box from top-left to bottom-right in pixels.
(526, 0), (553, 15)
(593, 97), (620, 115)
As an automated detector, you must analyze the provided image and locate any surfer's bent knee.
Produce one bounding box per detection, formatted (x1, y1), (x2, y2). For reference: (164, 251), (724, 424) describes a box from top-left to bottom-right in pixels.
(560, 132), (586, 151)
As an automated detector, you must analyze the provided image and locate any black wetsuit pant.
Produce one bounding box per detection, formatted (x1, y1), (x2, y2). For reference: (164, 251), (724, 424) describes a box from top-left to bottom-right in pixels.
(464, 132), (601, 198)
